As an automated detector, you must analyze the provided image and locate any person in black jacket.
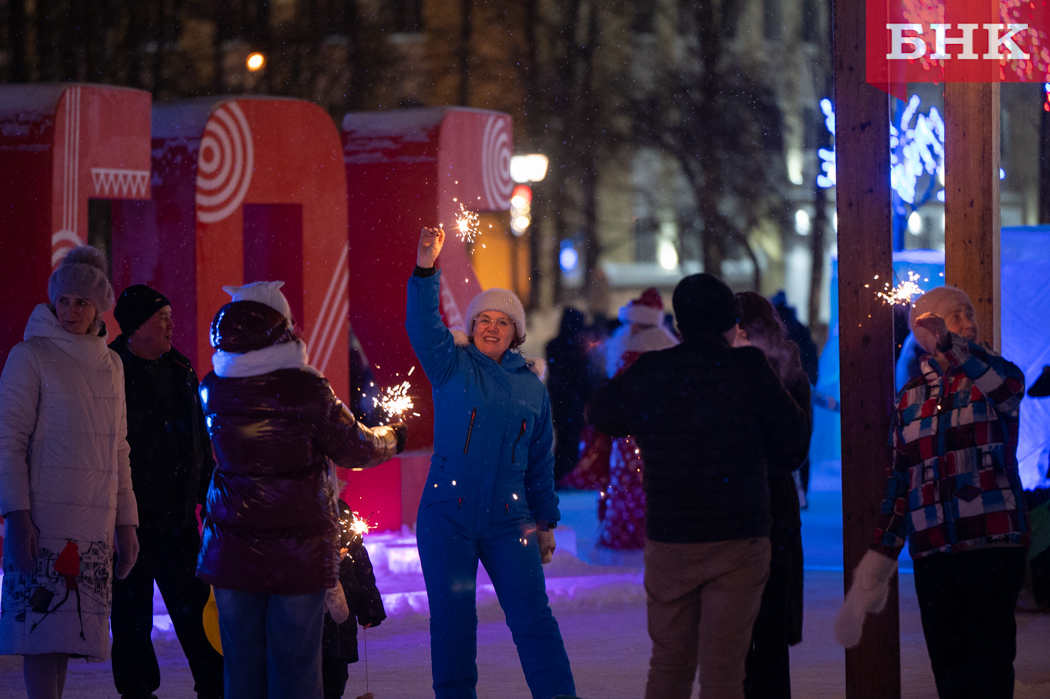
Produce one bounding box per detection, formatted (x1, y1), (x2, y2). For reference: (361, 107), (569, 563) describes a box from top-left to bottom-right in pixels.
(322, 500), (387, 699)
(735, 292), (813, 699)
(108, 285), (224, 699)
(587, 274), (808, 699)
(545, 307), (589, 484)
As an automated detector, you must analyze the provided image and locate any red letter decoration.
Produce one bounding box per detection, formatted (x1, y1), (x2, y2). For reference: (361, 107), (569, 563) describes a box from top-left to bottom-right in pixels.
(342, 108), (514, 527)
(112, 97), (350, 398)
(0, 84), (151, 364)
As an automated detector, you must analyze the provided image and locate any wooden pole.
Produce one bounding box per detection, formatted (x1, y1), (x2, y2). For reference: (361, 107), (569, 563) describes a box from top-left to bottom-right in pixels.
(832, 1), (901, 697)
(944, 83), (1001, 352)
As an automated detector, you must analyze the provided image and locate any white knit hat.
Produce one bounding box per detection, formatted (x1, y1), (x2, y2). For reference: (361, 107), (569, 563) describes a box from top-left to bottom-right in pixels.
(465, 288), (526, 343)
(223, 281), (294, 322)
(618, 287), (665, 326)
(909, 286), (973, 330)
(909, 285), (974, 352)
(48, 246), (115, 313)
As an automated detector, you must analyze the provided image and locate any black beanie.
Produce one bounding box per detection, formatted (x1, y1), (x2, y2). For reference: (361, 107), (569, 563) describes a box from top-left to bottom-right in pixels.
(114, 285), (172, 336)
(672, 273), (740, 338)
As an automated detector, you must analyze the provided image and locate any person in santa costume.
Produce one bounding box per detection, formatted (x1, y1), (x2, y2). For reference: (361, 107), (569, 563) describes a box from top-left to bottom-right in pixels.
(591, 288), (678, 566)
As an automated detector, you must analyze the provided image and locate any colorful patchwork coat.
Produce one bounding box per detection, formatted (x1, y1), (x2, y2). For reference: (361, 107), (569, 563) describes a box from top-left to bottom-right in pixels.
(873, 333), (1030, 560)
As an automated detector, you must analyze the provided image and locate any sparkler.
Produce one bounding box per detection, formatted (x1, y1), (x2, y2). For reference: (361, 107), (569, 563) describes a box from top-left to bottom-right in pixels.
(349, 511), (371, 537)
(373, 366), (421, 422)
(337, 510), (372, 560)
(373, 381), (414, 421)
(874, 271), (925, 306)
(453, 203), (480, 243)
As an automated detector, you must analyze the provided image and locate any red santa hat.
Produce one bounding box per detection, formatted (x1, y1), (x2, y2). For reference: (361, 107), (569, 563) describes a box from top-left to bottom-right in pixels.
(618, 287), (665, 326)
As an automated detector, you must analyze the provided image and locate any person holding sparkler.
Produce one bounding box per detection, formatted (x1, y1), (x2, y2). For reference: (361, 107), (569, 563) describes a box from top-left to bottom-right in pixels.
(836, 286), (1029, 699)
(196, 281), (406, 699)
(321, 500), (386, 699)
(406, 227), (576, 699)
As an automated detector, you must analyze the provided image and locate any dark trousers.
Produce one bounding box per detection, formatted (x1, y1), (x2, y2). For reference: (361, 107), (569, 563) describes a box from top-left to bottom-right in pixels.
(322, 660), (349, 699)
(112, 525), (224, 699)
(744, 642), (790, 699)
(913, 547), (1027, 699)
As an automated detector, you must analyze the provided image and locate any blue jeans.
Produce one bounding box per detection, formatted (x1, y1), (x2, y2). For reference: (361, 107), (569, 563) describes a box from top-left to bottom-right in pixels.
(417, 513), (576, 699)
(213, 587), (326, 699)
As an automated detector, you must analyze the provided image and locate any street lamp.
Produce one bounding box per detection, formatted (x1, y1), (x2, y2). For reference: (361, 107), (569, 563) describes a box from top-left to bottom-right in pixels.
(246, 52), (266, 72)
(510, 154), (548, 184)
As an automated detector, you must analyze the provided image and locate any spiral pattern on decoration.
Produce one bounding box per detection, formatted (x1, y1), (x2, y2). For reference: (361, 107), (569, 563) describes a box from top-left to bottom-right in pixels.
(196, 102), (254, 224)
(481, 115), (513, 211)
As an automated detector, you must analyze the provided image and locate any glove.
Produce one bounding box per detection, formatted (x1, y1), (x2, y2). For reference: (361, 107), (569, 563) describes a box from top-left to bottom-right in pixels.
(325, 583), (350, 624)
(3, 510), (39, 574)
(537, 530), (556, 565)
(834, 550), (898, 648)
(391, 422), (407, 454)
(114, 525), (140, 580)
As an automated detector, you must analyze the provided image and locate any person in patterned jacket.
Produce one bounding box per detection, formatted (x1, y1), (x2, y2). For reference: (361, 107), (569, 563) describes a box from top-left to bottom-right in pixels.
(836, 286), (1029, 699)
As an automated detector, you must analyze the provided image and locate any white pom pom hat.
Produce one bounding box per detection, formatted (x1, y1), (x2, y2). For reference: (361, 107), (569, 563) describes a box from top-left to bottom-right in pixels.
(465, 288), (527, 344)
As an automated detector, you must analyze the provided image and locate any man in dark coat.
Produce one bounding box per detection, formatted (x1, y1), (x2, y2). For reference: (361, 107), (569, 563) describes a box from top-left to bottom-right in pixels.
(587, 274), (809, 699)
(109, 285), (224, 699)
(545, 307), (589, 483)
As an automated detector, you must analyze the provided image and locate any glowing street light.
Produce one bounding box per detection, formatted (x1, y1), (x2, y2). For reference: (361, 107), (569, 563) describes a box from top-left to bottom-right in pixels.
(246, 52), (266, 72)
(510, 154), (549, 183)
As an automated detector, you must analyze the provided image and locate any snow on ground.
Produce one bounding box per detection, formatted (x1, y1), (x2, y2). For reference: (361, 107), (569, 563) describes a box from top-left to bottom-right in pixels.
(2, 488), (1049, 698)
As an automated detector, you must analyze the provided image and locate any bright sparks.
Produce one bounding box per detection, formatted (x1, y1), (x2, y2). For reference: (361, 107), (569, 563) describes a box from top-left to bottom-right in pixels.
(350, 512), (371, 537)
(454, 204), (480, 243)
(876, 271), (924, 306)
(373, 381), (414, 421)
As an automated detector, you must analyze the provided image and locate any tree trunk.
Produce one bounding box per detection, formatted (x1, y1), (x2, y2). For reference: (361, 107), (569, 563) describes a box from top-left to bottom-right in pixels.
(524, 0), (541, 309)
(694, 1), (728, 279)
(579, 1), (599, 288)
(458, 0), (472, 106)
(345, 0), (361, 111)
(1040, 104), (1050, 224)
(809, 178), (827, 328)
(8, 0), (27, 82)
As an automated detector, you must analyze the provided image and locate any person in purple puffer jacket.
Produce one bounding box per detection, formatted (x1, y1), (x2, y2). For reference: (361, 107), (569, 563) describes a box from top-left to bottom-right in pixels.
(195, 281), (406, 699)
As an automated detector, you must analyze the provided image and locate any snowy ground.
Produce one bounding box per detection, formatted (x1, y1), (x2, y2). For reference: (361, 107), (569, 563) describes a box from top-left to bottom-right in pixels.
(2, 488), (1049, 698)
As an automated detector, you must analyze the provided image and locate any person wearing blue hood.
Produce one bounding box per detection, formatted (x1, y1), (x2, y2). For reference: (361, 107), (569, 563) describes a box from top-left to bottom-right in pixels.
(406, 226), (576, 699)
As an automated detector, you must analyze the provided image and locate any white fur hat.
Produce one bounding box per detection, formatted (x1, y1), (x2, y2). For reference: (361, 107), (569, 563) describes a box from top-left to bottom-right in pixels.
(48, 246), (114, 313)
(465, 287), (526, 343)
(223, 281), (293, 322)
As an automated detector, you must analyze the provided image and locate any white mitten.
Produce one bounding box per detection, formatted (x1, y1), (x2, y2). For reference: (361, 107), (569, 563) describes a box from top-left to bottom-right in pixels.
(325, 583), (350, 624)
(834, 550), (898, 648)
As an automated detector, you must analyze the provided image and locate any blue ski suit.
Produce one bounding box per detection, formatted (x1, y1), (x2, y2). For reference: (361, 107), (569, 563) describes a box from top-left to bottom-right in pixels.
(406, 269), (576, 699)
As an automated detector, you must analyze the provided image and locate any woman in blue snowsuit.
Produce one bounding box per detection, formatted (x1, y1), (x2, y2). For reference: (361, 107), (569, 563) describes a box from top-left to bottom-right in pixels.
(406, 226), (576, 699)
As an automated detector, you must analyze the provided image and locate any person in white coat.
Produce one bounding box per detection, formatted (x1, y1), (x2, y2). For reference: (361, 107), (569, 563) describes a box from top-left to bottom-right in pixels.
(0, 246), (139, 699)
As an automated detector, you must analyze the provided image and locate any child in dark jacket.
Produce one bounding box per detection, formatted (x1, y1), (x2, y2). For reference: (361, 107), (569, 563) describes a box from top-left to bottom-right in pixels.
(322, 500), (387, 699)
